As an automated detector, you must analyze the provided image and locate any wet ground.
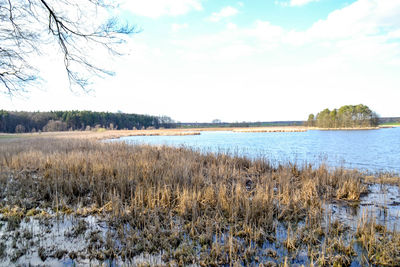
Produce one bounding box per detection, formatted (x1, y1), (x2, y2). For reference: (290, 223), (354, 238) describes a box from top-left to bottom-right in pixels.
(328, 183), (400, 231)
(1, 183), (399, 266)
(0, 213), (164, 266)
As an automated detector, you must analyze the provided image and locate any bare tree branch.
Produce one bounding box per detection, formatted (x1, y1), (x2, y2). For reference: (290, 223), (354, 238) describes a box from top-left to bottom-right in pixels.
(0, 0), (135, 95)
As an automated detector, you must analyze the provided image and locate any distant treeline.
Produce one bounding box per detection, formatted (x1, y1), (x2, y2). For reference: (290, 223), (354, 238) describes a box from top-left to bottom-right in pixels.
(176, 121), (303, 129)
(379, 117), (400, 124)
(307, 104), (379, 128)
(0, 110), (175, 133)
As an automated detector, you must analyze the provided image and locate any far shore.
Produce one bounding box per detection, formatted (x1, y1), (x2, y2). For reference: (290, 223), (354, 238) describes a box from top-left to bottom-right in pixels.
(232, 126), (307, 132)
(308, 126), (381, 131)
(0, 124), (398, 142)
(380, 124), (400, 128)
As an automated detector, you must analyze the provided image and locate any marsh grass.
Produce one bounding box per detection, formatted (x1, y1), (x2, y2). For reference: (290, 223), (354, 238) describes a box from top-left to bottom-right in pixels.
(353, 207), (400, 265)
(0, 137), (398, 265)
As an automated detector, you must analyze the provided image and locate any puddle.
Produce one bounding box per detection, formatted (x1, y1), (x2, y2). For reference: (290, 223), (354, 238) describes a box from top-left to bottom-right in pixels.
(327, 183), (400, 230)
(0, 213), (164, 266)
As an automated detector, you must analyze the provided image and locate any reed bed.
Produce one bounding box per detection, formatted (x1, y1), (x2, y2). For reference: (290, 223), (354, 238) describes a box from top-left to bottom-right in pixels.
(0, 137), (398, 266)
(0, 129), (201, 141)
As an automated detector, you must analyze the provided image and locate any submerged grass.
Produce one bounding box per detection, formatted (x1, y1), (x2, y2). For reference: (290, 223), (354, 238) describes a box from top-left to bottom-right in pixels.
(0, 137), (398, 265)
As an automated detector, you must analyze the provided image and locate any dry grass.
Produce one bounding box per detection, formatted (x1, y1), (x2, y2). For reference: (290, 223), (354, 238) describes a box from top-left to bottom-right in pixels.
(0, 126), (307, 142)
(0, 129), (201, 141)
(356, 215), (400, 266)
(0, 137), (398, 265)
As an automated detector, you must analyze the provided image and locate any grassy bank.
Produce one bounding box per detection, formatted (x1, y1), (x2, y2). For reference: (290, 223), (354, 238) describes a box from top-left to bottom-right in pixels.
(379, 123), (400, 128)
(0, 137), (399, 266)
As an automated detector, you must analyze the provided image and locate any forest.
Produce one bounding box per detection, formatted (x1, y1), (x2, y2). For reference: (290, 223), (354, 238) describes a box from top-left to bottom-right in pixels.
(307, 104), (379, 128)
(0, 110), (175, 133)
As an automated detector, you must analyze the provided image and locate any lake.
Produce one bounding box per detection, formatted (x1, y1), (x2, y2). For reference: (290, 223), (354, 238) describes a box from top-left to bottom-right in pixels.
(116, 127), (400, 174)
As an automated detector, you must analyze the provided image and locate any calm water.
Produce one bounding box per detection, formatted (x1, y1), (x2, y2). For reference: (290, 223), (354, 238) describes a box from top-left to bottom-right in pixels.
(116, 128), (400, 174)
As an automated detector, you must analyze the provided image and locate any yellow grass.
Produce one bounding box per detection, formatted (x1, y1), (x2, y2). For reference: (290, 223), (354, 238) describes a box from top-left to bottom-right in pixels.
(0, 129), (201, 141)
(1, 126), (309, 142)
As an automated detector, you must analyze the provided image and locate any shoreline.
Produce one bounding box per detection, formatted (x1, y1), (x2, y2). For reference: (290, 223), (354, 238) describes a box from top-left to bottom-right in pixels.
(309, 126), (381, 131)
(0, 124), (398, 142)
(232, 127), (307, 132)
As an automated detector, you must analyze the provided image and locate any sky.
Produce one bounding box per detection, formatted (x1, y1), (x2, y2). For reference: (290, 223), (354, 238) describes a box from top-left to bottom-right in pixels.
(2, 0), (400, 122)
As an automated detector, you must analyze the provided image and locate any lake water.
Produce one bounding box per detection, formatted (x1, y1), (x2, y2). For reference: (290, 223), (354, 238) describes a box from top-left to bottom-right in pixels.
(116, 128), (400, 174)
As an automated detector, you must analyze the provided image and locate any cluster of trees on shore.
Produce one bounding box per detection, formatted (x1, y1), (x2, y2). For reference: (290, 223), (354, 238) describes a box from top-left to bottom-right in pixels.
(307, 104), (379, 128)
(0, 110), (175, 133)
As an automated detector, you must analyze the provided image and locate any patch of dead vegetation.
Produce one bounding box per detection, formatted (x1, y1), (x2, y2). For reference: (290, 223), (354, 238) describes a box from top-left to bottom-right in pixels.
(0, 137), (398, 265)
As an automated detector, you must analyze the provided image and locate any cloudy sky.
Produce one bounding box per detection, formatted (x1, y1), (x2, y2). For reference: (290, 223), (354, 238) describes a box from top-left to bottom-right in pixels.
(2, 0), (400, 122)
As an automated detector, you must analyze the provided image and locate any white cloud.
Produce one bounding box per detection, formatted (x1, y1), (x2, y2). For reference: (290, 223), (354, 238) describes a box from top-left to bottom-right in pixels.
(274, 0), (318, 7)
(218, 44), (255, 60)
(169, 0), (400, 118)
(4, 0), (400, 122)
(262, 0), (400, 47)
(388, 29), (400, 39)
(122, 0), (202, 18)
(289, 0), (319, 6)
(173, 0), (400, 60)
(171, 23), (189, 32)
(247, 20), (284, 43)
(226, 23), (238, 30)
(298, 0), (400, 45)
(208, 6), (239, 22)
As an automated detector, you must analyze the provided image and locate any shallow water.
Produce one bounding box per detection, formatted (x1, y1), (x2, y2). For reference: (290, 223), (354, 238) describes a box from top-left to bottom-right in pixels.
(1, 187), (398, 266)
(329, 183), (400, 231)
(116, 127), (400, 174)
(0, 213), (165, 266)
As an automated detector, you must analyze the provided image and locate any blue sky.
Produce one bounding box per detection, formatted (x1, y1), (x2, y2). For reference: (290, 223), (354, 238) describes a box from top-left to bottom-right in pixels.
(2, 0), (400, 122)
